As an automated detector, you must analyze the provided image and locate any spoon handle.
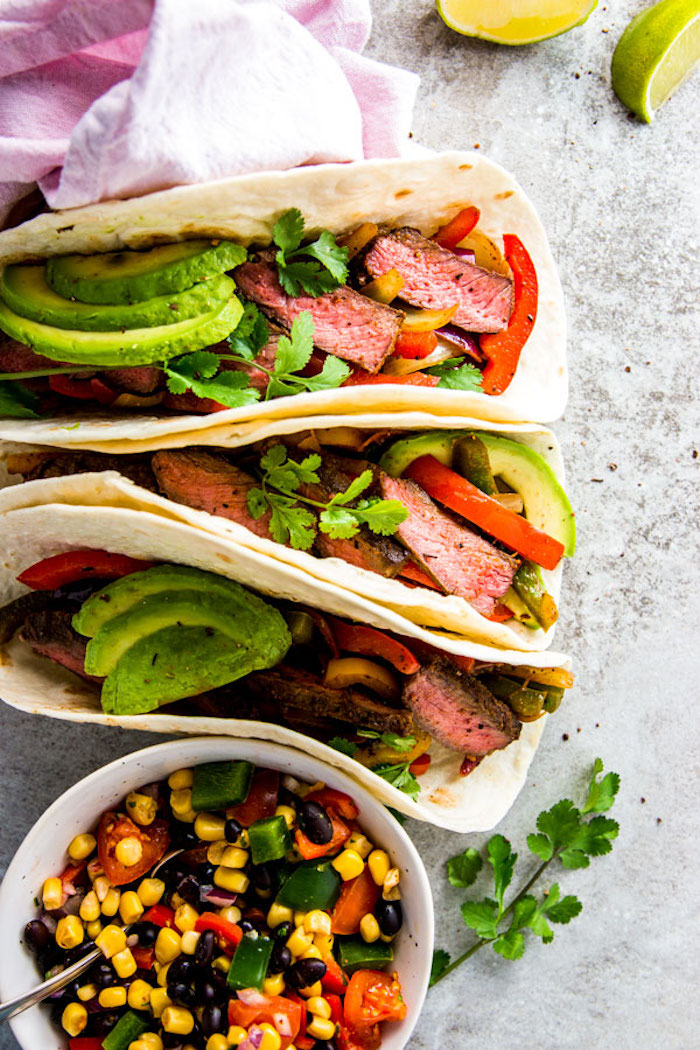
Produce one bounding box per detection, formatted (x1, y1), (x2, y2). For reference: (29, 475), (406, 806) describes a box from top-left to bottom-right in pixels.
(0, 946), (101, 1024)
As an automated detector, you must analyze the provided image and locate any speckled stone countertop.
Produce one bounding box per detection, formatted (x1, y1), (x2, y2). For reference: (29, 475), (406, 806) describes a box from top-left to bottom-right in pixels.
(1, 2), (698, 1048)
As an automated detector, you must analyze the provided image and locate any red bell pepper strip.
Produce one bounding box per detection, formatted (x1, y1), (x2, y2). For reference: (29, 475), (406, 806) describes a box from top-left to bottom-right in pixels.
(328, 618), (420, 676)
(408, 753), (431, 776)
(131, 946), (155, 970)
(141, 904), (176, 929)
(69, 1040), (105, 1050)
(304, 788), (359, 822)
(405, 455), (564, 570)
(227, 768), (279, 827)
(327, 993), (344, 1026)
(18, 550), (155, 590)
(331, 866), (380, 936)
(483, 601), (515, 622)
(321, 953), (349, 994)
(391, 330), (438, 359)
(479, 234), (538, 396)
(296, 807), (351, 860)
(295, 1038), (315, 1050)
(194, 911), (242, 947)
(449, 654), (475, 675)
(434, 206), (481, 250)
(90, 377), (119, 405)
(59, 859), (87, 888)
(343, 370), (439, 388)
(48, 375), (97, 401)
(397, 561), (443, 592)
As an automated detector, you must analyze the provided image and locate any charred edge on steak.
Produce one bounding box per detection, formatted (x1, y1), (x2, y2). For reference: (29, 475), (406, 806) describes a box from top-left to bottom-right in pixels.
(20, 608), (101, 682)
(5, 449), (158, 491)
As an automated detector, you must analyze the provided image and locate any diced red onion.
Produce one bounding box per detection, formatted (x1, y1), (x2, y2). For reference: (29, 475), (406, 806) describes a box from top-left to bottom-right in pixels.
(236, 988), (269, 1007)
(451, 247), (476, 263)
(202, 887), (239, 907)
(40, 912), (58, 934)
(437, 324), (483, 362)
(136, 782), (160, 799)
(240, 1026), (265, 1049)
(126, 933), (139, 947)
(273, 1012), (293, 1036)
(59, 889), (85, 917)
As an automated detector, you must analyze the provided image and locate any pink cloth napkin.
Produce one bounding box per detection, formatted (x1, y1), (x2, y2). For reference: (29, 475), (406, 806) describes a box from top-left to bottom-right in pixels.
(0, 0), (419, 223)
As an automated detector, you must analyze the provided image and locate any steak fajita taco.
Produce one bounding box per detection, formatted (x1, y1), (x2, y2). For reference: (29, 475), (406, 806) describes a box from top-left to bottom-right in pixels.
(1, 416), (574, 651)
(0, 152), (566, 450)
(0, 494), (572, 832)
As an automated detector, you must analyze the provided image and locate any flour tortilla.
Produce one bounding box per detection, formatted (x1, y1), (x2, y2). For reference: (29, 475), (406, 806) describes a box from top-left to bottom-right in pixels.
(0, 414), (570, 651)
(0, 499), (569, 832)
(0, 151), (567, 452)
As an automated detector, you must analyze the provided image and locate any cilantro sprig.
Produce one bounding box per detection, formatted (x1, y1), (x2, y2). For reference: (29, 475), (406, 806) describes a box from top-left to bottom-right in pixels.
(329, 730), (417, 758)
(0, 380), (40, 418)
(425, 357), (484, 392)
(373, 761), (421, 801)
(273, 208), (349, 297)
(430, 758), (620, 986)
(246, 442), (408, 551)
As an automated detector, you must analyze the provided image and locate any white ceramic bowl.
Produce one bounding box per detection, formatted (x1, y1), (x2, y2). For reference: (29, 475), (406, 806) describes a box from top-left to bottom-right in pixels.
(0, 736), (433, 1050)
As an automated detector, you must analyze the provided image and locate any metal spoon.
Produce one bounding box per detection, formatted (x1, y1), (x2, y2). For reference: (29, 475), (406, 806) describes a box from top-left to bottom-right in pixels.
(0, 847), (183, 1025)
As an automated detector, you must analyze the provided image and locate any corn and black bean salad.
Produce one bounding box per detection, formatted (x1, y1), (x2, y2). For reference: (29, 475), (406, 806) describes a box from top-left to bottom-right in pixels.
(23, 761), (407, 1050)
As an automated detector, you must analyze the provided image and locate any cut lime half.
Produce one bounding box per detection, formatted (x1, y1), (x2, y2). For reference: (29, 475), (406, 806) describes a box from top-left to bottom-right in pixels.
(436, 0), (598, 44)
(612, 0), (700, 121)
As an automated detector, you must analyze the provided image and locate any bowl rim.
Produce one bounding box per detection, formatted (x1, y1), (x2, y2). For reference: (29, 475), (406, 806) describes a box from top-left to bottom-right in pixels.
(0, 734), (434, 1050)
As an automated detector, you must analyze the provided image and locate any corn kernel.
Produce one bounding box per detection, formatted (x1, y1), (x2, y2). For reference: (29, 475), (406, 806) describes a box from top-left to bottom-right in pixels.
(306, 995), (332, 1019)
(214, 866), (250, 894)
(307, 1016), (336, 1041)
(367, 849), (390, 886)
(115, 836), (143, 868)
(360, 913), (380, 943)
(170, 788), (195, 817)
(150, 986), (173, 1018)
(180, 929), (201, 955)
(380, 931), (395, 943)
(299, 780), (325, 797)
(212, 954), (231, 973)
(68, 833), (97, 861)
(293, 911), (307, 927)
(300, 944), (322, 961)
(162, 1005), (195, 1035)
(348, 832), (373, 860)
(61, 1002), (88, 1037)
(79, 890), (100, 923)
(263, 972), (285, 996)
(76, 983), (98, 1002)
(382, 866), (401, 900)
(55, 915), (84, 950)
(299, 980), (323, 998)
(157, 962), (172, 988)
(274, 805), (296, 829)
(86, 920), (102, 940)
(219, 904), (242, 925)
(113, 947), (137, 979)
(87, 857), (104, 882)
(155, 927), (182, 965)
(227, 1027), (248, 1046)
(331, 849), (364, 881)
(206, 1036), (229, 1050)
(206, 840), (229, 865)
(314, 932), (334, 956)
(93, 875), (112, 902)
(98, 985), (127, 1009)
(174, 902), (199, 933)
(194, 813), (227, 841)
(95, 923), (127, 958)
(101, 887), (121, 917)
(126, 791), (157, 826)
(128, 978), (153, 1010)
(221, 846), (248, 869)
(267, 902), (294, 928)
(42, 877), (63, 911)
(168, 768), (194, 790)
(131, 1036), (164, 1050)
(170, 892), (185, 911)
(303, 910), (332, 936)
(286, 927), (313, 957)
(119, 890), (144, 926)
(258, 1022), (282, 1050)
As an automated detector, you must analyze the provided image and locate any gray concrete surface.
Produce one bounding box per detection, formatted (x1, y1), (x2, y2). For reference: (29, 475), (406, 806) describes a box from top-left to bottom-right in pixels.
(1, 1), (699, 1047)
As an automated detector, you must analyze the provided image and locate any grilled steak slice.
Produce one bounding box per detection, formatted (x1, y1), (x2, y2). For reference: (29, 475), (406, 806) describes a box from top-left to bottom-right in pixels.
(244, 666), (415, 736)
(379, 473), (516, 615)
(221, 324), (285, 393)
(5, 449), (158, 490)
(0, 334), (75, 373)
(402, 656), (521, 755)
(151, 448), (273, 539)
(21, 609), (99, 682)
(234, 256), (403, 372)
(103, 366), (163, 395)
(360, 227), (513, 334)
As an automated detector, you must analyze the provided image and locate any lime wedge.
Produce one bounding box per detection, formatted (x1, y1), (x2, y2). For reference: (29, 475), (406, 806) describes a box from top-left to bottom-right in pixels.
(612, 0), (700, 122)
(436, 0), (597, 44)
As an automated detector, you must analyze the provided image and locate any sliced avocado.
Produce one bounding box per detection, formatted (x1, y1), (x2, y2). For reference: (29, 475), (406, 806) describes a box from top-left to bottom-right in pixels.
(378, 430), (464, 476)
(100, 623), (284, 715)
(0, 264), (234, 331)
(74, 564), (265, 637)
(0, 294), (243, 367)
(45, 239), (247, 304)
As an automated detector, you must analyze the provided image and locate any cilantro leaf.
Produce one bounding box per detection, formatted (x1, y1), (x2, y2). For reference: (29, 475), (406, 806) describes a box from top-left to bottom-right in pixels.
(164, 350), (220, 393)
(429, 950), (451, 987)
(273, 208), (348, 297)
(164, 354), (260, 408)
(541, 884), (582, 925)
(302, 355), (351, 392)
(277, 260), (339, 298)
(535, 799), (582, 853)
(326, 469), (373, 506)
(328, 737), (358, 757)
(318, 505), (364, 539)
(493, 929), (525, 960)
(447, 848), (483, 889)
(381, 732), (417, 752)
(374, 762), (420, 801)
(227, 301), (270, 360)
(487, 834), (517, 910)
(0, 381), (40, 418)
(351, 498), (409, 536)
(246, 487), (268, 520)
(302, 229), (350, 284)
(267, 495), (316, 550)
(583, 757), (621, 814)
(560, 815), (619, 867)
(425, 358), (484, 392)
(273, 208), (305, 253)
(274, 312), (315, 375)
(460, 899), (499, 940)
(526, 832), (554, 862)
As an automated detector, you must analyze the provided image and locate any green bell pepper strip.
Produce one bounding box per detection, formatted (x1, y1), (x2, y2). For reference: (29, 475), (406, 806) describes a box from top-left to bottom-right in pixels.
(511, 562), (558, 631)
(278, 861), (341, 911)
(226, 935), (274, 991)
(248, 814), (292, 865)
(452, 434), (498, 495)
(101, 1011), (150, 1050)
(191, 760), (253, 811)
(335, 936), (394, 975)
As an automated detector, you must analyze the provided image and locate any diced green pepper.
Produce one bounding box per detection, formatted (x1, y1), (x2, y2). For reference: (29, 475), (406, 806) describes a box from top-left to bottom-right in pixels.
(453, 434), (498, 495)
(277, 860), (341, 911)
(191, 760), (253, 811)
(248, 814), (292, 865)
(101, 1011), (150, 1050)
(481, 673), (547, 721)
(512, 562), (558, 631)
(226, 934), (274, 991)
(543, 686), (565, 713)
(335, 936), (394, 975)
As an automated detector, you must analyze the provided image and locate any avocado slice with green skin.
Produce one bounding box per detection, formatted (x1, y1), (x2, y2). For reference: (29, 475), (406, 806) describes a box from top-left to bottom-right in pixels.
(378, 429), (576, 556)
(45, 239), (247, 305)
(0, 265), (235, 331)
(100, 622), (287, 715)
(83, 586), (291, 677)
(73, 565), (260, 637)
(0, 293), (243, 367)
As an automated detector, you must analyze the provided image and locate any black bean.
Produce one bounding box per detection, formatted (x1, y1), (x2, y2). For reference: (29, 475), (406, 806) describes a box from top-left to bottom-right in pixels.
(251, 863), (274, 892)
(224, 818), (243, 843)
(194, 928), (216, 967)
(94, 963), (118, 988)
(166, 957), (193, 985)
(274, 921), (292, 941)
(23, 920), (50, 953)
(196, 978), (218, 1004)
(133, 921), (160, 947)
(161, 1032), (186, 1049)
(91, 1013), (119, 1037)
(201, 1004), (226, 1036)
(166, 980), (191, 1005)
(269, 943), (292, 973)
(298, 801), (333, 845)
(169, 823), (199, 849)
(278, 786), (299, 808)
(286, 957), (327, 989)
(199, 862), (217, 883)
(312, 1042), (337, 1050)
(238, 919), (255, 935)
(375, 898), (403, 937)
(176, 874), (200, 904)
